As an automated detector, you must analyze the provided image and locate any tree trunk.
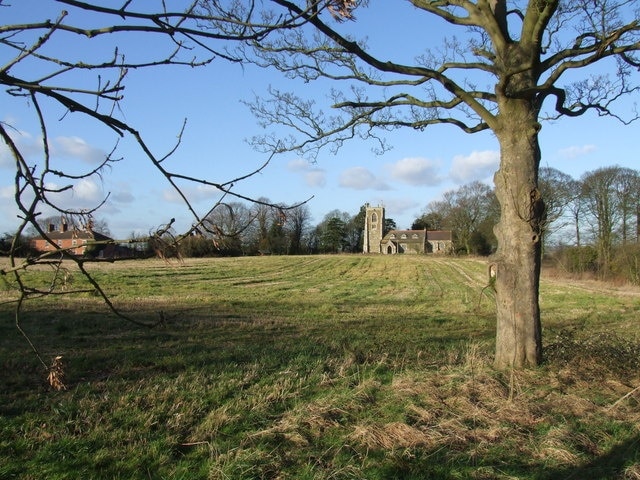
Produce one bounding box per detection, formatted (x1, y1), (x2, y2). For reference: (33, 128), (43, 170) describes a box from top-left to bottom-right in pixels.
(636, 203), (639, 243)
(493, 114), (544, 368)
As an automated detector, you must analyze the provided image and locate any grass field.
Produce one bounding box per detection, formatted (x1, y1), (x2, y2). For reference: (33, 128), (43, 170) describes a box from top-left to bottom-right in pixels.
(1, 255), (640, 479)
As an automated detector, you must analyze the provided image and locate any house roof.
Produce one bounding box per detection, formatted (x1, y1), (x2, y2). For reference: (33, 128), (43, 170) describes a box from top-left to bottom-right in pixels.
(35, 229), (112, 242)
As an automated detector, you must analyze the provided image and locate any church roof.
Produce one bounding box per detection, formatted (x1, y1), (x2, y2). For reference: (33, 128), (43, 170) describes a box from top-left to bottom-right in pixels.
(426, 230), (453, 241)
(382, 229), (452, 242)
(383, 229), (425, 241)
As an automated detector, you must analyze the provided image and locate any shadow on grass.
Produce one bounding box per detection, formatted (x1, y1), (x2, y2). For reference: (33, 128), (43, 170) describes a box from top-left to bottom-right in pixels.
(0, 300), (485, 393)
(536, 432), (640, 480)
(7, 299), (639, 480)
(342, 424), (640, 480)
(362, 437), (640, 480)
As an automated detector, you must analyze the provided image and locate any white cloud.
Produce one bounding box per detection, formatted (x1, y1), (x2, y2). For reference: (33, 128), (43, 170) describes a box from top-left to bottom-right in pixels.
(36, 178), (107, 212)
(73, 178), (103, 201)
(305, 170), (327, 187)
(109, 182), (135, 204)
(0, 185), (20, 233)
(162, 189), (184, 203)
(53, 136), (107, 164)
(162, 184), (219, 203)
(0, 129), (107, 167)
(287, 158), (311, 173)
(388, 157), (443, 186)
(339, 166), (390, 190)
(449, 150), (499, 183)
(111, 190), (135, 203)
(0, 184), (13, 200)
(558, 144), (596, 159)
(287, 158), (326, 187)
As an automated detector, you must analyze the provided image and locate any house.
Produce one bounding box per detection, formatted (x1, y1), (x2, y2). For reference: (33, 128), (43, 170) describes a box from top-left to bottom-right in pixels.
(362, 204), (452, 254)
(31, 221), (114, 257)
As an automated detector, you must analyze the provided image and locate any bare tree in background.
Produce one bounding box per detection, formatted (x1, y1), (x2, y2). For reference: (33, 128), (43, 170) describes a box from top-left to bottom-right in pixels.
(538, 167), (575, 251)
(285, 203), (312, 254)
(581, 166), (632, 274)
(614, 167), (640, 245)
(204, 202), (255, 254)
(429, 182), (495, 255)
(233, 0), (639, 367)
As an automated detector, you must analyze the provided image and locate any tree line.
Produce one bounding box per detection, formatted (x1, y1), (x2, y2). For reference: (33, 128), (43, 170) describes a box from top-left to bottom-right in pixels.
(3, 162), (637, 281)
(413, 164), (640, 283)
(179, 163), (637, 284)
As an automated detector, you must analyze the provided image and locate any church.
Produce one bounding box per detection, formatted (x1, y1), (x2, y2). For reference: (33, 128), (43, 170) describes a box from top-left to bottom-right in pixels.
(362, 204), (453, 255)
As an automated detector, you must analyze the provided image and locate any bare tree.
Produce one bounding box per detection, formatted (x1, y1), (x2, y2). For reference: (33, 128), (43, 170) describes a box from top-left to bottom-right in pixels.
(245, 199), (291, 254)
(565, 178), (586, 247)
(234, 0), (639, 367)
(581, 166), (639, 274)
(614, 167), (640, 245)
(412, 212), (446, 231)
(538, 167), (575, 250)
(429, 181), (495, 255)
(0, 1), (309, 381)
(285, 203), (312, 254)
(204, 202), (255, 254)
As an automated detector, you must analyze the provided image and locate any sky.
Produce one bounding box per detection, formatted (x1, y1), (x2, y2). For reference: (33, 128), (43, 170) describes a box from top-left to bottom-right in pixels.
(1, 1), (638, 239)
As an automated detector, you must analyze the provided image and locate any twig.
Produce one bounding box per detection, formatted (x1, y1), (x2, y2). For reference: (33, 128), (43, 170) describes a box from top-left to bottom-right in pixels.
(608, 384), (640, 411)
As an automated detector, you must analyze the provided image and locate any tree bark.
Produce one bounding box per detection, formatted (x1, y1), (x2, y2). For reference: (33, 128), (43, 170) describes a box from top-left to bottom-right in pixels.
(493, 108), (544, 368)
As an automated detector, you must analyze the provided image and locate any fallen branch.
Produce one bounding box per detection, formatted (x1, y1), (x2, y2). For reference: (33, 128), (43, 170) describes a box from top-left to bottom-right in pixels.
(608, 384), (640, 411)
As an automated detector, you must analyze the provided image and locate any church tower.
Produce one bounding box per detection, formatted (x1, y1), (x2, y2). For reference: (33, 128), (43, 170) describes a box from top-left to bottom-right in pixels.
(363, 204), (385, 253)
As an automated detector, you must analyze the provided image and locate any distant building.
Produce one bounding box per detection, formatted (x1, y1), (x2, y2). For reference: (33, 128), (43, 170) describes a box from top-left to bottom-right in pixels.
(363, 204), (453, 254)
(31, 221), (114, 257)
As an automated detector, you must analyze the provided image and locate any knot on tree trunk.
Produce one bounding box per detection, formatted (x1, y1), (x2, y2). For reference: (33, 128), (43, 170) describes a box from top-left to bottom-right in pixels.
(528, 187), (545, 236)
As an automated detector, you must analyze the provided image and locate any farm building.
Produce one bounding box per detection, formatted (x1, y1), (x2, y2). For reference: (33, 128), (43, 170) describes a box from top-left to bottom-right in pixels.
(31, 221), (114, 257)
(362, 204), (453, 254)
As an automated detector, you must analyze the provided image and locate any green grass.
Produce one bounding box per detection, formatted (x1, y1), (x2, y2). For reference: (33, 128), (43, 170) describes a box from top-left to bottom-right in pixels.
(1, 255), (640, 479)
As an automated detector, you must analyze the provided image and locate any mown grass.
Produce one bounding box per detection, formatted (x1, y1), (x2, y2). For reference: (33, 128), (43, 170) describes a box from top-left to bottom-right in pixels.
(1, 255), (640, 479)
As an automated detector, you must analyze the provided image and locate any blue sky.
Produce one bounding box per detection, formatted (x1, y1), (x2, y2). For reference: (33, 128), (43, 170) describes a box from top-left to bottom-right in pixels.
(1, 1), (637, 239)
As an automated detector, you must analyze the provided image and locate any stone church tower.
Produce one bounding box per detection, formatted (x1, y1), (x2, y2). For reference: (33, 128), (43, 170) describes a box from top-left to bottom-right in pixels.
(363, 204), (385, 253)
